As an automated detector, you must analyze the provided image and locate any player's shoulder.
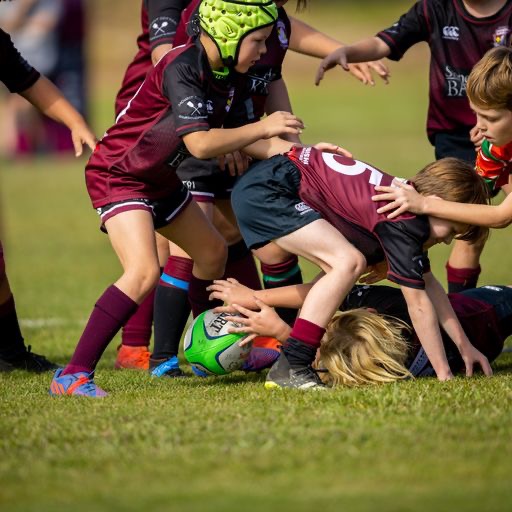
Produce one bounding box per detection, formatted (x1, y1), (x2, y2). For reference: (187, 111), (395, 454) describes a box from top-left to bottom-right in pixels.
(161, 43), (202, 76)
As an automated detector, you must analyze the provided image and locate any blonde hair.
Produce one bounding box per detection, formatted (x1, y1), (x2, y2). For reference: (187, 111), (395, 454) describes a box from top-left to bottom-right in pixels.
(411, 157), (490, 243)
(317, 309), (412, 387)
(467, 46), (512, 111)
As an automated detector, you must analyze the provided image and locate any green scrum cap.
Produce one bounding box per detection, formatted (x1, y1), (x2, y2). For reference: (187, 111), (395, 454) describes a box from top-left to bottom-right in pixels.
(199, 0), (278, 67)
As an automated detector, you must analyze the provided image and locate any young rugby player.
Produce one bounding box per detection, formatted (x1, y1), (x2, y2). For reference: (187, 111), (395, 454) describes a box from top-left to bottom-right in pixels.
(229, 147), (492, 389)
(0, 25), (96, 371)
(315, 0), (512, 294)
(208, 281), (510, 384)
(373, 46), (512, 228)
(49, 0), (344, 397)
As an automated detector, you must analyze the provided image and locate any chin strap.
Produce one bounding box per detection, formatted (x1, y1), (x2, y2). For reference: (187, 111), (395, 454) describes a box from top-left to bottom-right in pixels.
(213, 66), (230, 79)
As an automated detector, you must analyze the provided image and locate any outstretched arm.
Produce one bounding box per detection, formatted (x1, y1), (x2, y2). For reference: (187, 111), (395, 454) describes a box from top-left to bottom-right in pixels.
(315, 36), (391, 86)
(288, 18), (389, 86)
(20, 76), (96, 156)
(372, 181), (512, 228)
(423, 273), (492, 376)
(400, 286), (453, 381)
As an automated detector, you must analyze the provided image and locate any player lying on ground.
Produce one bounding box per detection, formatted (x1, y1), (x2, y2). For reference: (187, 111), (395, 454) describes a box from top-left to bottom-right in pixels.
(230, 146), (491, 389)
(209, 280), (511, 385)
(373, 46), (512, 229)
(0, 25), (96, 373)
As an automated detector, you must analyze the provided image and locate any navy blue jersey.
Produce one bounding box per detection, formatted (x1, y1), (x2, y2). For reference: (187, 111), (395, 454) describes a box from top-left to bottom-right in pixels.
(377, 0), (512, 139)
(0, 28), (40, 93)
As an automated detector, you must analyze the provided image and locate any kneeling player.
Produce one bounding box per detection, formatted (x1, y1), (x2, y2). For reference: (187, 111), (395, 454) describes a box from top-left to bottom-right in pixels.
(230, 147), (492, 389)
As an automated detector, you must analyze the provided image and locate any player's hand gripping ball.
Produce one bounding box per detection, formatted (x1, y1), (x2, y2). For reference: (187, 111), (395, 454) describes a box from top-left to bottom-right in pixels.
(184, 310), (251, 376)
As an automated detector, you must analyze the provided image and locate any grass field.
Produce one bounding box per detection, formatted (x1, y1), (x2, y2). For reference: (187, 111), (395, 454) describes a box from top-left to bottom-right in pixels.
(1, 2), (512, 511)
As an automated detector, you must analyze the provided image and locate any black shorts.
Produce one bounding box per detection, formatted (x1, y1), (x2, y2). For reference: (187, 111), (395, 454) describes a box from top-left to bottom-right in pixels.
(96, 185), (191, 232)
(433, 130), (477, 164)
(231, 155), (322, 250)
(177, 157), (235, 202)
(461, 285), (512, 339)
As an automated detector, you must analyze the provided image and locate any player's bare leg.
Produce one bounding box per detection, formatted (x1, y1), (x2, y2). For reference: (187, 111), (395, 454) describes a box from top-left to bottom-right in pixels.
(258, 219), (366, 390)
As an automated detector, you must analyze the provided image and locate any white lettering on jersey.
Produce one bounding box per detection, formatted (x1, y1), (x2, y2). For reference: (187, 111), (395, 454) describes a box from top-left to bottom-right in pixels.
(444, 65), (468, 97)
(321, 153), (384, 186)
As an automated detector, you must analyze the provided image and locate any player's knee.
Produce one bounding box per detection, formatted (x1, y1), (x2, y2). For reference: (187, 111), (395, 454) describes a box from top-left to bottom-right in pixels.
(126, 264), (160, 297)
(196, 238), (228, 276)
(340, 251), (367, 279)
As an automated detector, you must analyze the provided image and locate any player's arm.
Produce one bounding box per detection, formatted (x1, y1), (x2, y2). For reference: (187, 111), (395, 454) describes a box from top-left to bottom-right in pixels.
(288, 17), (389, 86)
(373, 181), (512, 228)
(208, 277), (316, 310)
(315, 37), (391, 85)
(148, 0), (187, 64)
(265, 79), (301, 144)
(20, 76), (96, 155)
(423, 272), (492, 376)
(182, 111), (303, 159)
(400, 286), (453, 381)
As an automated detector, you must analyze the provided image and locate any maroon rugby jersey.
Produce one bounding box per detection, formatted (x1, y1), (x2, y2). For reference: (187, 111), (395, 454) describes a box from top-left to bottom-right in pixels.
(0, 28), (40, 93)
(288, 146), (431, 289)
(377, 0), (512, 140)
(115, 0), (191, 116)
(87, 42), (249, 208)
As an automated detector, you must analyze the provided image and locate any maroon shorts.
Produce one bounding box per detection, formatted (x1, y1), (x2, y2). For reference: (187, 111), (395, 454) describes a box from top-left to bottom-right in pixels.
(96, 184), (191, 232)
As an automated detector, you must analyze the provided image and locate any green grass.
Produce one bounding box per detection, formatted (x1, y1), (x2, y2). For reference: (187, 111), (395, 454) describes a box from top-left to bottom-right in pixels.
(1, 2), (512, 511)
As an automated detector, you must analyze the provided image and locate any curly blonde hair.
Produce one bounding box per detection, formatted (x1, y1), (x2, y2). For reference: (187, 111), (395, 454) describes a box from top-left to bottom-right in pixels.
(317, 309), (412, 387)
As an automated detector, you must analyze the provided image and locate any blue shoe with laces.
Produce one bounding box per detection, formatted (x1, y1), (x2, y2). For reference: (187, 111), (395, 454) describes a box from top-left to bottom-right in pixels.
(149, 356), (187, 378)
(49, 368), (107, 397)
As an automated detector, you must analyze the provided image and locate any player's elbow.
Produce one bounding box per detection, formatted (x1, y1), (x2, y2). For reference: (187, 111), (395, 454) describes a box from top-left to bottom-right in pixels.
(183, 133), (215, 160)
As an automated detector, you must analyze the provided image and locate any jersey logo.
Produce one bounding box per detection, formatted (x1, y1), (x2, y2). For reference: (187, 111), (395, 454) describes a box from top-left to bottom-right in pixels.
(151, 17), (177, 39)
(294, 202), (313, 215)
(178, 95), (207, 120)
(493, 26), (511, 47)
(444, 65), (468, 97)
(442, 26), (459, 41)
(276, 20), (289, 49)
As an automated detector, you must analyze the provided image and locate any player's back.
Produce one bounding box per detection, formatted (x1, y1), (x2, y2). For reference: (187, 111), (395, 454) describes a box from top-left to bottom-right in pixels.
(289, 146), (414, 232)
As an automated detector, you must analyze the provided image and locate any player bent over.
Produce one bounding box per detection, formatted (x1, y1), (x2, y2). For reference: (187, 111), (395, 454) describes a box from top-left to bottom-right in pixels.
(230, 147), (492, 389)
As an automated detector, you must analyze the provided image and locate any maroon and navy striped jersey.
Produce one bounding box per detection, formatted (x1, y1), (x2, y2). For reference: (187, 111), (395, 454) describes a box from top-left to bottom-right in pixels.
(288, 146), (431, 289)
(0, 28), (40, 93)
(87, 43), (249, 208)
(377, 0), (512, 140)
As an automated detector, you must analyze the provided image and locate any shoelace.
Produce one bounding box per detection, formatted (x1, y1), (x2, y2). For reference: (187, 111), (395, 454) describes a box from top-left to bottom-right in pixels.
(294, 366), (324, 385)
(25, 345), (53, 367)
(74, 377), (97, 394)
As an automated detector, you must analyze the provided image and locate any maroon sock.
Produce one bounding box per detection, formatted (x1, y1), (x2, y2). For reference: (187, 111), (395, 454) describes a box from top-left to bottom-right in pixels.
(121, 269), (162, 348)
(62, 285), (137, 375)
(224, 240), (261, 290)
(0, 295), (27, 359)
(290, 318), (326, 349)
(446, 263), (481, 293)
(188, 276), (222, 318)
